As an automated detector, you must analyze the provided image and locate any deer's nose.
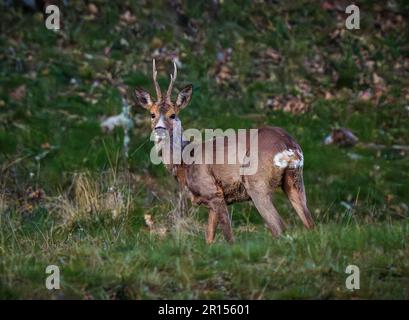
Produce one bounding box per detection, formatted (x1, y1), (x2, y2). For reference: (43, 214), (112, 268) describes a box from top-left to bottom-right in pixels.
(155, 114), (166, 131)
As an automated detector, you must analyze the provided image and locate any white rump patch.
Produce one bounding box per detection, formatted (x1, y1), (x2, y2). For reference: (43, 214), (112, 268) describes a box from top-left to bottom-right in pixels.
(273, 149), (304, 169)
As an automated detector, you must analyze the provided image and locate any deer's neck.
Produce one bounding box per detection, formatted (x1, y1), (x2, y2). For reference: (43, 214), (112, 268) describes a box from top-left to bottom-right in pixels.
(155, 120), (190, 185)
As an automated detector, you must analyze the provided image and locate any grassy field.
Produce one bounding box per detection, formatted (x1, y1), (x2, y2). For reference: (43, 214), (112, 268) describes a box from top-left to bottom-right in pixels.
(0, 0), (409, 299)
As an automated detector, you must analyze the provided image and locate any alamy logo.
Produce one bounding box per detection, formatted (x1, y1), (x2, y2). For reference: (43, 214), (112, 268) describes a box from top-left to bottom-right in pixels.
(345, 4), (360, 30)
(45, 265), (60, 290)
(345, 265), (360, 290)
(45, 5), (60, 30)
(150, 127), (260, 175)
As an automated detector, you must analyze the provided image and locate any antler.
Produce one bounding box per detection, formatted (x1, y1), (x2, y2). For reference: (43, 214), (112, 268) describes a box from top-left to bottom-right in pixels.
(152, 59), (162, 102)
(166, 60), (177, 103)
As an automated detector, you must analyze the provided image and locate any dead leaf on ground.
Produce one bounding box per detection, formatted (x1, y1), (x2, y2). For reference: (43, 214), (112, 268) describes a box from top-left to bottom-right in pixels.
(27, 188), (46, 202)
(144, 213), (168, 237)
(263, 47), (282, 65)
(41, 142), (51, 149)
(295, 79), (312, 97)
(216, 65), (232, 85)
(144, 214), (154, 229)
(372, 73), (388, 100)
(264, 96), (309, 114)
(120, 10), (137, 25)
(324, 91), (335, 100)
(251, 46), (282, 81)
(10, 85), (26, 101)
(403, 87), (409, 100)
(303, 54), (325, 75)
(88, 3), (98, 15)
(213, 48), (234, 85)
(358, 89), (373, 101)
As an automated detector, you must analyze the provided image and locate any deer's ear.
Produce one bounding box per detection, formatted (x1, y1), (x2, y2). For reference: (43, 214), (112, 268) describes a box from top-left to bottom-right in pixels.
(175, 85), (193, 110)
(134, 88), (153, 110)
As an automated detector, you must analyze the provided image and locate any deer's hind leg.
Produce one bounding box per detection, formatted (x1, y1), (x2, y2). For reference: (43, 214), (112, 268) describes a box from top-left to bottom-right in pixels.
(249, 191), (286, 237)
(244, 179), (286, 237)
(282, 168), (314, 229)
(206, 209), (219, 244)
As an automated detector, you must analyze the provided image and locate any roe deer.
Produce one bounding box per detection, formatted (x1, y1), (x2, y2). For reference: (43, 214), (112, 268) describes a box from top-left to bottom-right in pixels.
(134, 60), (315, 243)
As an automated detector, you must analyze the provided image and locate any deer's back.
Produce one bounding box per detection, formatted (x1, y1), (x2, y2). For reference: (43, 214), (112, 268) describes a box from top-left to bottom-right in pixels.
(185, 126), (303, 205)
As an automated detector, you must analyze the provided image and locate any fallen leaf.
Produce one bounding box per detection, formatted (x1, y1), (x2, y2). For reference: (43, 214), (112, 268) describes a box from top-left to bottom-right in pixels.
(10, 85), (26, 101)
(120, 10), (137, 25)
(144, 214), (154, 229)
(41, 142), (51, 149)
(265, 96), (309, 114)
(88, 3), (98, 15)
(358, 89), (372, 101)
(264, 48), (282, 64)
(215, 65), (232, 84)
(103, 46), (111, 56)
(214, 48), (233, 85)
(324, 91), (334, 100)
(27, 188), (45, 202)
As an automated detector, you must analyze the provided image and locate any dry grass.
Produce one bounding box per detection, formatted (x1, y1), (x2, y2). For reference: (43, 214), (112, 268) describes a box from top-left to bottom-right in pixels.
(40, 171), (203, 240)
(44, 171), (131, 227)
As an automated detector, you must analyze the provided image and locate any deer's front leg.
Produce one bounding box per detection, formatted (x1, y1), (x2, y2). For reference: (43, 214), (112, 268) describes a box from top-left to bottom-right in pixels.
(206, 209), (219, 244)
(209, 198), (234, 243)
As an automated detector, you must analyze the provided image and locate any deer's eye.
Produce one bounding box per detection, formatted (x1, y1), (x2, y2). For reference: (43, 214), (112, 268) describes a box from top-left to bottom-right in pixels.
(151, 113), (156, 119)
(169, 114), (176, 119)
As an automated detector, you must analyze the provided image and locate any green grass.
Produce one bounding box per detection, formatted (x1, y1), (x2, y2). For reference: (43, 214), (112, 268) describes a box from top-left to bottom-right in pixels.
(1, 0), (409, 299)
(1, 209), (408, 299)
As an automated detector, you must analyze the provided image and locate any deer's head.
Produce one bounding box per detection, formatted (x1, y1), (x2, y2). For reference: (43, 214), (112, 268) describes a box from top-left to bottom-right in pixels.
(135, 60), (193, 143)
